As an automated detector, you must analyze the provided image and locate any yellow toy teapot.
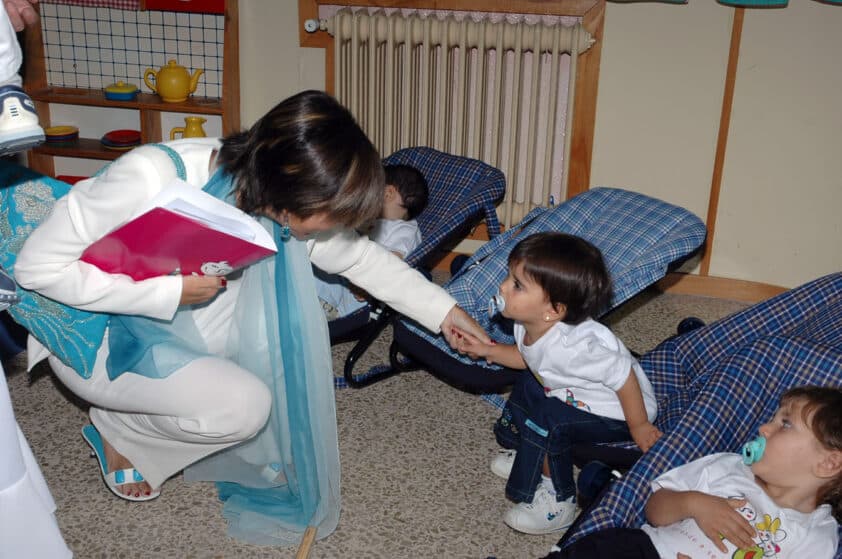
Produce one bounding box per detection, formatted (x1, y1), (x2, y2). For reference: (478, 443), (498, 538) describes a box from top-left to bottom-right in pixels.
(143, 60), (204, 103)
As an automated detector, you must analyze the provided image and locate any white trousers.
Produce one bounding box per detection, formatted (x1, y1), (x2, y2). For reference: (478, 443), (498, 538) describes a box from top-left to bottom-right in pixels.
(50, 341), (272, 489)
(0, 2), (23, 87)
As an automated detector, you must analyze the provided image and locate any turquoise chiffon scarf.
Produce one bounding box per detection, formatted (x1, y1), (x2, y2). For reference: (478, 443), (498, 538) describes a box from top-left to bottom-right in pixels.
(109, 168), (341, 546)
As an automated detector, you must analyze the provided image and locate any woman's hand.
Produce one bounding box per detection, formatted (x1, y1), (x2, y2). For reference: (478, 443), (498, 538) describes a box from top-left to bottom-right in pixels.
(441, 305), (490, 348)
(454, 331), (526, 369)
(453, 329), (492, 361)
(180, 275), (226, 306)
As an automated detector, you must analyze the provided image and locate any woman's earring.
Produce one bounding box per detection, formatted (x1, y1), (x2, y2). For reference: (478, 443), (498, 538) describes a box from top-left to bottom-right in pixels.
(279, 213), (291, 241)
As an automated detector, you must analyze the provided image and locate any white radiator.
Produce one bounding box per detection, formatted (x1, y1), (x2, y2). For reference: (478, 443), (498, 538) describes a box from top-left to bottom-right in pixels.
(322, 7), (594, 231)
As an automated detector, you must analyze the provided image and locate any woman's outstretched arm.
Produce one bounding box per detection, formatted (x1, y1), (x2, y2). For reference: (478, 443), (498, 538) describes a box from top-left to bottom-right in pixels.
(309, 230), (489, 344)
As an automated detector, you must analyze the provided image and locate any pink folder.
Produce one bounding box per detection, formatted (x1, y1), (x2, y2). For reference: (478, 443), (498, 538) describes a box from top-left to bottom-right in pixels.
(81, 206), (276, 281)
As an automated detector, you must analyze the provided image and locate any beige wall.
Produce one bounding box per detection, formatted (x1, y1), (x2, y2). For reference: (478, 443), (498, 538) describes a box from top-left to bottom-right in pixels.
(591, 2), (842, 288)
(238, 0), (325, 127)
(715, 2), (842, 288)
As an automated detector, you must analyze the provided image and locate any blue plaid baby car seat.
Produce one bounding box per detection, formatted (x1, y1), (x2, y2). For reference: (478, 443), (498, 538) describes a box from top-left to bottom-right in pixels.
(332, 146), (506, 387)
(387, 187), (708, 394)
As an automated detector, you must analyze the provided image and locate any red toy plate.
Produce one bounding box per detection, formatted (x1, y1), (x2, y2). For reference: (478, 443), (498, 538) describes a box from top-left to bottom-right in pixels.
(100, 135), (140, 151)
(103, 129), (141, 145)
(56, 175), (89, 185)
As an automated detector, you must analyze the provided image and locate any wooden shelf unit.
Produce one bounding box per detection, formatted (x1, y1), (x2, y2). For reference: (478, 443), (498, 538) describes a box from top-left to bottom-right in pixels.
(32, 138), (132, 161)
(21, 0), (240, 177)
(27, 88), (225, 113)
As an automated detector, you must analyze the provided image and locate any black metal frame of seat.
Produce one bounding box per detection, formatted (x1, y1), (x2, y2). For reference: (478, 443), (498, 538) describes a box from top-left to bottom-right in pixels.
(332, 304), (422, 388)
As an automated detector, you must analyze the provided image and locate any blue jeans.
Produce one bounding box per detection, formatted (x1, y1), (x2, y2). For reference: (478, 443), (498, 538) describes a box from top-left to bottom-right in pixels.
(495, 373), (632, 503)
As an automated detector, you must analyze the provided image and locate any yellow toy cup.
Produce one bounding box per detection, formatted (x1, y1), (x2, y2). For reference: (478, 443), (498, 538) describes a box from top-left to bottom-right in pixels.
(170, 116), (208, 140)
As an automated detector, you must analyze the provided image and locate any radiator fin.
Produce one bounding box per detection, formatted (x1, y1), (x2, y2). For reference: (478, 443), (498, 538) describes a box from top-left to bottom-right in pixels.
(327, 8), (593, 229)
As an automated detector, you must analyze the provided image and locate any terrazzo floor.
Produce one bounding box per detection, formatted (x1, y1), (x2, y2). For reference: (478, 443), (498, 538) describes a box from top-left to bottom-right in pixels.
(6, 288), (747, 558)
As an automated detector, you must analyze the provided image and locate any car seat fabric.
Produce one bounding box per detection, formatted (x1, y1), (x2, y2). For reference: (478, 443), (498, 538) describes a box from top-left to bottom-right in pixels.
(560, 272), (842, 556)
(329, 146), (506, 387)
(393, 187), (707, 398)
(384, 146), (505, 269)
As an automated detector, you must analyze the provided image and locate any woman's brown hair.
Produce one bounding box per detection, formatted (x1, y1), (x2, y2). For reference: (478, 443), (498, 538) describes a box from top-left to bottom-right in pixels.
(217, 90), (384, 229)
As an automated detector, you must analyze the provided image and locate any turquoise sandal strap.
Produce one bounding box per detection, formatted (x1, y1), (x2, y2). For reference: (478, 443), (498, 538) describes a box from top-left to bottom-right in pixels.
(107, 468), (145, 486)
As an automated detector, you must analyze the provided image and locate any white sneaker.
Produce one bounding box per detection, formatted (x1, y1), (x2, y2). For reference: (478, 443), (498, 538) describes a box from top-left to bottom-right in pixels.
(490, 449), (516, 479)
(0, 85), (45, 157)
(503, 485), (577, 535)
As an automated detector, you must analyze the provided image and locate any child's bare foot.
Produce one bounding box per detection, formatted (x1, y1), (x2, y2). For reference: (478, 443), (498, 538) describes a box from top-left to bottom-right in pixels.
(100, 435), (154, 499)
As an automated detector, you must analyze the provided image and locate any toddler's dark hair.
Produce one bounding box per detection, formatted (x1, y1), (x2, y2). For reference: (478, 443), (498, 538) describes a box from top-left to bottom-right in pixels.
(782, 385), (842, 521)
(508, 232), (612, 324)
(385, 164), (429, 219)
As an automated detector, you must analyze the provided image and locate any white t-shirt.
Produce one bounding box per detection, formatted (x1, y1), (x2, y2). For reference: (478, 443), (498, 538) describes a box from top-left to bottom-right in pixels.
(369, 218), (422, 258)
(514, 319), (657, 422)
(641, 453), (839, 559)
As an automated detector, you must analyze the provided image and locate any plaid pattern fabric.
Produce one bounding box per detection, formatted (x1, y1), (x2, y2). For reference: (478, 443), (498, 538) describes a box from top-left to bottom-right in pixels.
(395, 187), (706, 399)
(647, 271), (842, 433)
(332, 147), (505, 387)
(563, 272), (842, 557)
(383, 147), (505, 269)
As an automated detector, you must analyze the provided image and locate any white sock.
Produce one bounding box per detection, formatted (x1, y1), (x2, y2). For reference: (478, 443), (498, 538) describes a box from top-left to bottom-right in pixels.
(541, 475), (556, 495)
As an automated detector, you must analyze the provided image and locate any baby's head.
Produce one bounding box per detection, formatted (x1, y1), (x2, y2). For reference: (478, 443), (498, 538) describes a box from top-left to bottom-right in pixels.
(382, 165), (429, 221)
(505, 232), (611, 325)
(755, 386), (842, 518)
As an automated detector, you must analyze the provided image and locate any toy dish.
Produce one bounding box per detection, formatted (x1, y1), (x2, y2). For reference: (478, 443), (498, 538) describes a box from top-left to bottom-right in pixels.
(45, 125), (79, 140)
(100, 134), (140, 151)
(45, 125), (78, 136)
(102, 129), (141, 145)
(100, 141), (136, 152)
(56, 175), (89, 185)
(100, 136), (139, 146)
(104, 81), (139, 101)
(45, 135), (79, 144)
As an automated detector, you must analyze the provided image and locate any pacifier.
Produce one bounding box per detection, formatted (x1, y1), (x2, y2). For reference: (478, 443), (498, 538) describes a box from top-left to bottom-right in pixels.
(488, 293), (506, 318)
(741, 436), (766, 465)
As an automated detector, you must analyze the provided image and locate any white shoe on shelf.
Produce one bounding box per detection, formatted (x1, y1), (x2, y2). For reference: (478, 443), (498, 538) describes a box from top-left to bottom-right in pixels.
(490, 448), (516, 480)
(503, 484), (578, 535)
(0, 85), (45, 157)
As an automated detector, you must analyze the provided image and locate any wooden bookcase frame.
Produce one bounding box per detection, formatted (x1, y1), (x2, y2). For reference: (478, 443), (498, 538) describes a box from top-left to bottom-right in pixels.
(21, 0), (240, 177)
